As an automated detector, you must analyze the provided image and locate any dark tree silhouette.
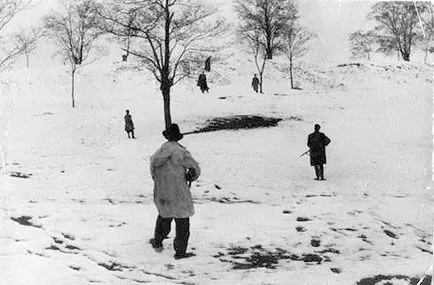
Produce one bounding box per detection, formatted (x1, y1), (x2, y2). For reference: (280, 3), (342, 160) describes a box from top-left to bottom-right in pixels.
(44, 0), (104, 108)
(369, 1), (425, 61)
(235, 0), (298, 60)
(100, 0), (223, 131)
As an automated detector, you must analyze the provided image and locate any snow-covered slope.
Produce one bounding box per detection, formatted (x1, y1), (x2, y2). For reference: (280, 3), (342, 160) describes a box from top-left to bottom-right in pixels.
(0, 51), (432, 285)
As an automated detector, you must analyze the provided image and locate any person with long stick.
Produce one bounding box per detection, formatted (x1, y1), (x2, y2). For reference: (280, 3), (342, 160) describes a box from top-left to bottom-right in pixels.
(307, 124), (331, 180)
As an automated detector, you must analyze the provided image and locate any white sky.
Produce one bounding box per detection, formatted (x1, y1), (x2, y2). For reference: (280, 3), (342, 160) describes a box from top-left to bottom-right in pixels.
(9, 0), (378, 64)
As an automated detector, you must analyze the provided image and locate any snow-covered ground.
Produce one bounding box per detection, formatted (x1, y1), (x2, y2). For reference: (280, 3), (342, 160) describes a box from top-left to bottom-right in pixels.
(0, 50), (432, 285)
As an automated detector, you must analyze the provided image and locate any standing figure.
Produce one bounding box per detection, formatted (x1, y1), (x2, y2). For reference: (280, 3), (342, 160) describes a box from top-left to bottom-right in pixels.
(124, 109), (135, 139)
(251, 74), (259, 93)
(149, 123), (201, 259)
(197, 71), (209, 93)
(307, 124), (331, 180)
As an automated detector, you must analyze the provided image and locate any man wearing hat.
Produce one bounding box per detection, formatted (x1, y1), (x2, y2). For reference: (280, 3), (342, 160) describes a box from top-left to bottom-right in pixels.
(307, 124), (331, 180)
(149, 124), (201, 259)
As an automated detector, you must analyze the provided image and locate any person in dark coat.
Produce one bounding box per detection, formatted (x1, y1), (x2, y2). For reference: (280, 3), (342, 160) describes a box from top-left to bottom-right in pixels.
(149, 124), (201, 259)
(307, 124), (331, 180)
(251, 74), (259, 93)
(197, 71), (209, 93)
(124, 110), (135, 139)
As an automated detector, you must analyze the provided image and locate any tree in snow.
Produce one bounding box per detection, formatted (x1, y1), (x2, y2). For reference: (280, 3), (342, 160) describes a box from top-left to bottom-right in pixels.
(14, 27), (42, 68)
(44, 0), (105, 108)
(368, 1), (425, 62)
(100, 0), (224, 131)
(234, 0), (298, 60)
(240, 29), (267, 93)
(284, 24), (315, 90)
(348, 30), (375, 61)
(414, 2), (434, 64)
(0, 0), (36, 71)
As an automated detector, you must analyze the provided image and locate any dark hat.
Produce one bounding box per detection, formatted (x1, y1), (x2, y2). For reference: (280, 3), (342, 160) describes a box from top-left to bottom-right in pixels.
(314, 124), (321, 131)
(162, 123), (184, 141)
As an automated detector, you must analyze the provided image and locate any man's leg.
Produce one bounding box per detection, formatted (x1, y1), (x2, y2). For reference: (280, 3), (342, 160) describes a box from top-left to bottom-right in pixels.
(126, 131), (130, 138)
(173, 218), (190, 255)
(151, 215), (172, 247)
(319, 164), (325, 180)
(131, 130), (135, 139)
(314, 165), (320, 180)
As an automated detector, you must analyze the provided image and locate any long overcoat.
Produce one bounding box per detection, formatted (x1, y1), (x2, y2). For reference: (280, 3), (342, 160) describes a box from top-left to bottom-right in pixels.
(307, 132), (331, 166)
(150, 141), (201, 218)
(124, 114), (134, 132)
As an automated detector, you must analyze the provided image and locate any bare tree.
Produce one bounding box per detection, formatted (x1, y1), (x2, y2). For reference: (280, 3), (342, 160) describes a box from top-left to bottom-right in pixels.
(100, 0), (224, 130)
(14, 28), (42, 68)
(348, 30), (375, 61)
(240, 30), (267, 93)
(0, 0), (33, 71)
(44, 0), (104, 108)
(284, 25), (315, 90)
(414, 2), (434, 64)
(368, 1), (425, 62)
(234, 0), (298, 60)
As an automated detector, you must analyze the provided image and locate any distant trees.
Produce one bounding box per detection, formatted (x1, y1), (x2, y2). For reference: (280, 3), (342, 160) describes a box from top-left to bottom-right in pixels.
(348, 30), (375, 60)
(415, 2), (434, 64)
(0, 0), (36, 71)
(44, 0), (104, 108)
(100, 0), (223, 130)
(15, 28), (42, 68)
(368, 2), (424, 62)
(284, 24), (315, 89)
(235, 0), (298, 60)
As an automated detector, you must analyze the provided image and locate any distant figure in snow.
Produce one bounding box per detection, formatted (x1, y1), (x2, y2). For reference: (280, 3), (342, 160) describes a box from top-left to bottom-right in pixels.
(204, 56), (211, 72)
(307, 124), (331, 180)
(251, 74), (259, 93)
(124, 110), (135, 139)
(149, 123), (201, 259)
(197, 71), (209, 93)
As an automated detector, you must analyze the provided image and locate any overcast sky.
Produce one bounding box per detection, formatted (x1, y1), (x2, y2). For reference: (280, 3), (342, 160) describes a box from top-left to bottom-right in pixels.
(9, 0), (377, 64)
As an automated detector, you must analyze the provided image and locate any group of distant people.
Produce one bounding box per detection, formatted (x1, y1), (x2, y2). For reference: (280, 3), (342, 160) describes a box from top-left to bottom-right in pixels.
(122, 111), (331, 258)
(196, 70), (261, 94)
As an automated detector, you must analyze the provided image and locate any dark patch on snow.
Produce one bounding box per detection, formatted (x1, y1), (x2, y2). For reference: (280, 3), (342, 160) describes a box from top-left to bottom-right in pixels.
(356, 275), (431, 285)
(214, 184), (221, 189)
(45, 245), (61, 251)
(53, 237), (63, 244)
(282, 210), (292, 214)
(42, 112), (54, 116)
(310, 239), (320, 247)
(317, 247), (340, 254)
(296, 216), (312, 222)
(69, 266), (81, 271)
(358, 234), (374, 245)
(338, 63), (362, 68)
(384, 229), (398, 239)
(98, 261), (130, 272)
(184, 115), (283, 135)
(11, 216), (41, 228)
(416, 246), (433, 254)
(218, 96), (226, 100)
(330, 267), (342, 274)
(9, 171), (32, 179)
(206, 197), (259, 204)
(296, 226), (307, 232)
(65, 244), (80, 250)
(219, 245), (330, 269)
(62, 233), (75, 240)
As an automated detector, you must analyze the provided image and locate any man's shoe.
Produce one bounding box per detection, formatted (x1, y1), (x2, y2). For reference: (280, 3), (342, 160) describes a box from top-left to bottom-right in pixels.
(174, 252), (196, 260)
(149, 238), (163, 249)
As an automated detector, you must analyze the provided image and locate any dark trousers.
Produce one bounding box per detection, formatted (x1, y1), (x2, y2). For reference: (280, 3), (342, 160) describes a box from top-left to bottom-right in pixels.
(127, 130), (135, 138)
(154, 215), (190, 254)
(314, 164), (324, 179)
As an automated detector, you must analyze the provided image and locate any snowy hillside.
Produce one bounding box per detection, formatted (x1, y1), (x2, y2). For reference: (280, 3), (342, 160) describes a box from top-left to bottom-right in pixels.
(0, 49), (432, 285)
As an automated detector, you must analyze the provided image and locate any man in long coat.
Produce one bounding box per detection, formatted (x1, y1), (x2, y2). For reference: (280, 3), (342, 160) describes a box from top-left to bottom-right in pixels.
(307, 124), (331, 180)
(251, 74), (259, 93)
(197, 71), (209, 93)
(149, 124), (201, 259)
(124, 110), (135, 139)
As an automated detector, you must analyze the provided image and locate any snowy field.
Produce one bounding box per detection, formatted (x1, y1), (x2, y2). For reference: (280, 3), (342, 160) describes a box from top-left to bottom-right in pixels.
(0, 53), (432, 285)
(0, 0), (433, 284)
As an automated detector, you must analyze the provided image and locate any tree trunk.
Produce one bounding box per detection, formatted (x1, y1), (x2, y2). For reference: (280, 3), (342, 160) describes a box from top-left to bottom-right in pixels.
(25, 51), (29, 68)
(71, 67), (76, 108)
(401, 51), (410, 61)
(266, 46), (273, 60)
(289, 55), (294, 89)
(162, 85), (172, 131)
(259, 73), (263, 93)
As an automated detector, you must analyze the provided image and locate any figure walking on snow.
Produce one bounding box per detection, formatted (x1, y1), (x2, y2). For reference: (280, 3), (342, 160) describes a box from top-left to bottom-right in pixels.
(251, 74), (259, 93)
(124, 110), (135, 139)
(149, 124), (201, 259)
(307, 124), (331, 180)
(197, 71), (209, 93)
